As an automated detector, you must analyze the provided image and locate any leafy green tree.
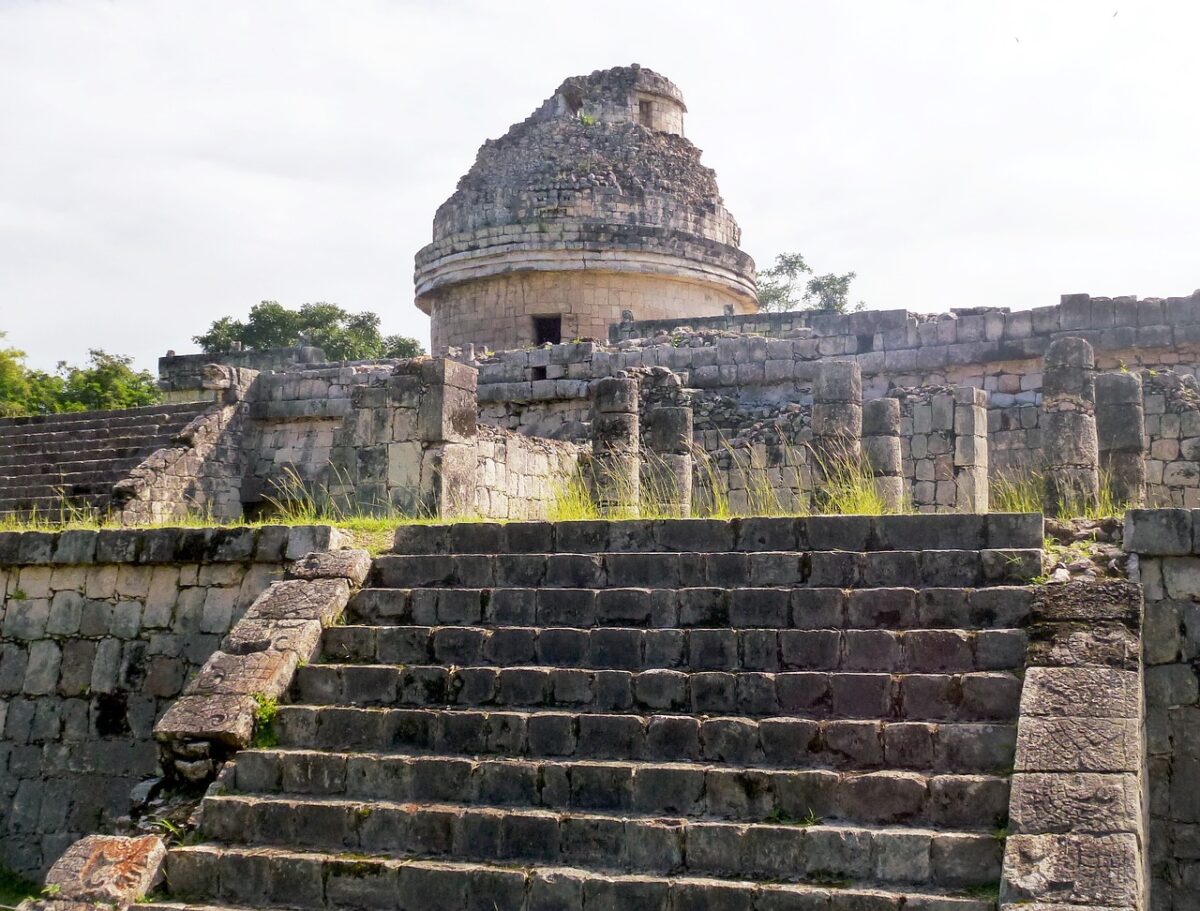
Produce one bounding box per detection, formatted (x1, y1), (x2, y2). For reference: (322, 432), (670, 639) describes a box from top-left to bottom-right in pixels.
(55, 350), (161, 411)
(194, 301), (425, 362)
(0, 334), (36, 417)
(756, 252), (865, 313)
(0, 337), (159, 416)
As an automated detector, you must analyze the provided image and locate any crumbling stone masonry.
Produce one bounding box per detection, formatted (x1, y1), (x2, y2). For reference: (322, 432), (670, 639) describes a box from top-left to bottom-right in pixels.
(1126, 508), (1200, 909)
(1097, 370), (1148, 507)
(1001, 580), (1147, 909)
(0, 524), (347, 877)
(1041, 336), (1100, 516)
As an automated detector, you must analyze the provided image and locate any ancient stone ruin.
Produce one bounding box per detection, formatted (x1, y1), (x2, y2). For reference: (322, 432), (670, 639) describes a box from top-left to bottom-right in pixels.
(4, 63), (1200, 911)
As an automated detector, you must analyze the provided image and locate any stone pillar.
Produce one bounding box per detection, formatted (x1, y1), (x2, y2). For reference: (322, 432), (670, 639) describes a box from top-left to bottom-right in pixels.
(590, 375), (640, 516)
(328, 357), (478, 517)
(642, 404), (693, 517)
(1095, 371), (1147, 507)
(862, 398), (903, 511)
(953, 385), (989, 513)
(1041, 337), (1100, 516)
(810, 361), (863, 509)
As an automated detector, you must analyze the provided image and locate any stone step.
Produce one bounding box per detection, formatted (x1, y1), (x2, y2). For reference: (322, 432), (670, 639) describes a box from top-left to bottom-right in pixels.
(0, 468), (127, 492)
(372, 550), (1042, 591)
(0, 446), (148, 469)
(158, 845), (997, 910)
(0, 433), (179, 458)
(272, 706), (1016, 773)
(347, 586), (1035, 631)
(0, 422), (182, 446)
(231, 748), (1011, 829)
(197, 794), (1004, 889)
(292, 664), (1022, 723)
(392, 513), (1041, 555)
(0, 493), (110, 518)
(0, 478), (118, 499)
(321, 624), (1028, 673)
(0, 401), (207, 430)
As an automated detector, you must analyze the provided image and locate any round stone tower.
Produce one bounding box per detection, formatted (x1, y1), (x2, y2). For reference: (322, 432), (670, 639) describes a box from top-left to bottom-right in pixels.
(415, 64), (758, 354)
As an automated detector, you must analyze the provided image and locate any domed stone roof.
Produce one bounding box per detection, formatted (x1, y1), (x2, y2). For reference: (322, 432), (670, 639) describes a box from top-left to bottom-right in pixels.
(415, 64), (757, 353)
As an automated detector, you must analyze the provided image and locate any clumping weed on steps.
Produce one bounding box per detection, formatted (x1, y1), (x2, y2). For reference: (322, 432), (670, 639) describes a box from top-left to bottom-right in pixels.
(550, 439), (909, 520)
(250, 693), (279, 749)
(991, 466), (1133, 519)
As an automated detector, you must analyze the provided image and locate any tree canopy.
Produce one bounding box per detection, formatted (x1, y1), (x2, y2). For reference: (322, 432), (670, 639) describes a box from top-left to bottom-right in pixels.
(194, 301), (425, 361)
(756, 252), (865, 314)
(0, 334), (161, 417)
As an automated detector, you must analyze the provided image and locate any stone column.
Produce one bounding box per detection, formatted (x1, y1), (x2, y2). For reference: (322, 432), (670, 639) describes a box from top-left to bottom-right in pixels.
(953, 385), (989, 513)
(810, 361), (863, 509)
(1095, 371), (1146, 507)
(328, 357), (478, 518)
(590, 375), (640, 516)
(642, 404), (693, 517)
(1041, 337), (1100, 516)
(862, 398), (903, 512)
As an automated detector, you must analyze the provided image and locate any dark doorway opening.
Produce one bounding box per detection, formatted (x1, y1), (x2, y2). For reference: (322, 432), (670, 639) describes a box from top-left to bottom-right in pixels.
(533, 315), (562, 346)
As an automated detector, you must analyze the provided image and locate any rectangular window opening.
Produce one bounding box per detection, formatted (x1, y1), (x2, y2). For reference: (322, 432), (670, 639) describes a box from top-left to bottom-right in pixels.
(639, 99), (653, 126)
(533, 315), (562, 346)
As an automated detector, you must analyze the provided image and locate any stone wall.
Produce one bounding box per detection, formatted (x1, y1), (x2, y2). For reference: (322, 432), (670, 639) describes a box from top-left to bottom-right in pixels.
(607, 292), (1200, 473)
(1126, 509), (1200, 909)
(243, 362), (404, 506)
(113, 366), (258, 524)
(424, 269), (744, 355)
(0, 525), (342, 877)
(1141, 370), (1200, 507)
(473, 425), (582, 520)
(157, 346), (327, 403)
(891, 385), (989, 513)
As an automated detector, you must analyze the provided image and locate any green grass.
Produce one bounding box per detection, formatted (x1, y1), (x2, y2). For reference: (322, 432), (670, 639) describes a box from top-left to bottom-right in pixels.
(251, 693), (279, 749)
(0, 866), (39, 907)
(991, 466), (1133, 519)
(549, 439), (908, 522)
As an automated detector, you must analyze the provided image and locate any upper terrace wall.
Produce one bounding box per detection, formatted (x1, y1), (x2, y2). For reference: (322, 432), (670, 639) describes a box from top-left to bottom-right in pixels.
(475, 292), (1200, 480)
(158, 347), (328, 403)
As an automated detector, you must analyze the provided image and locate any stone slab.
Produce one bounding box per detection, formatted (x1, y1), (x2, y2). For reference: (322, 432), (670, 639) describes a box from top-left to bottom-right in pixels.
(43, 834), (165, 904)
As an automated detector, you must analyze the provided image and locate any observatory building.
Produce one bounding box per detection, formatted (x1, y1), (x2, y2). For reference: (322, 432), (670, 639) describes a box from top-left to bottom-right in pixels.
(414, 64), (758, 354)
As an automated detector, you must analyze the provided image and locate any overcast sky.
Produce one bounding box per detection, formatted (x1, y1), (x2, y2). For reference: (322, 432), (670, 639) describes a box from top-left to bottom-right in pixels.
(1, 1), (1197, 373)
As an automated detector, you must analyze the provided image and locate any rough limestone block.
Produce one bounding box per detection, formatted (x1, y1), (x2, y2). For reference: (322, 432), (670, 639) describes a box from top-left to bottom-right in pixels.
(1031, 581), (1142, 624)
(1124, 508), (1192, 555)
(154, 693), (258, 748)
(1009, 772), (1143, 835)
(285, 526), (352, 561)
(242, 578), (351, 626)
(1001, 833), (1141, 907)
(1019, 667), (1140, 719)
(42, 834), (165, 905)
(1015, 717), (1141, 773)
(289, 549), (372, 585)
(184, 649), (298, 699)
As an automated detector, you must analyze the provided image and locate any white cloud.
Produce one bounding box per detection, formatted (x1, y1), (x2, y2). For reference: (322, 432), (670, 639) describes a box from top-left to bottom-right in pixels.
(0, 0), (1196, 371)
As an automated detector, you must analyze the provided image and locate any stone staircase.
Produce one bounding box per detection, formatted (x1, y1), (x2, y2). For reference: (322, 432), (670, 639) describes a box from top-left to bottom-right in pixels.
(147, 514), (1042, 911)
(0, 402), (211, 518)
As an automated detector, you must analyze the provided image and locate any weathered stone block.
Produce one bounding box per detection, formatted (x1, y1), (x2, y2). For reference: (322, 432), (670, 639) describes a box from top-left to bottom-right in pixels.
(154, 692), (257, 748)
(289, 549), (371, 585)
(1125, 508), (1192, 555)
(1001, 833), (1141, 906)
(42, 834), (165, 904)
